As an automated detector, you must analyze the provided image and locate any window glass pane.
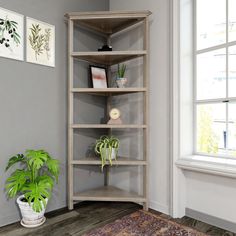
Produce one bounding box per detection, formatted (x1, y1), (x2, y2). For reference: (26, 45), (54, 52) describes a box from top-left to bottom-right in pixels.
(229, 45), (236, 97)
(197, 103), (226, 155)
(197, 49), (226, 100)
(229, 0), (236, 42)
(228, 103), (236, 156)
(197, 0), (226, 50)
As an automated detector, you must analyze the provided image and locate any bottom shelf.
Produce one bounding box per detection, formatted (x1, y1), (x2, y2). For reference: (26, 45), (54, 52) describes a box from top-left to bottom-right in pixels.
(73, 186), (146, 202)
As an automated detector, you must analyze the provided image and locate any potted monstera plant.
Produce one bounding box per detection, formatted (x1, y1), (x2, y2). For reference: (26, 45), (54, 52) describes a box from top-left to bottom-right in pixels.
(94, 135), (120, 170)
(5, 149), (59, 228)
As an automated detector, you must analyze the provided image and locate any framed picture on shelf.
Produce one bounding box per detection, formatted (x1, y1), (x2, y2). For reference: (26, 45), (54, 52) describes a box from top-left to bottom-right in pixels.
(90, 65), (108, 88)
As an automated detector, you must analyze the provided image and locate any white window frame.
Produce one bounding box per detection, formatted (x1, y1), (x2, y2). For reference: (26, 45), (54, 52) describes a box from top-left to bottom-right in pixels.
(193, 0), (236, 159)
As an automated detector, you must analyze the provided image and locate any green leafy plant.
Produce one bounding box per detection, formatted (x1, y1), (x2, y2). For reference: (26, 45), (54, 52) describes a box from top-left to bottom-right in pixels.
(0, 16), (21, 49)
(44, 28), (51, 60)
(29, 24), (45, 60)
(5, 150), (59, 213)
(117, 64), (126, 78)
(94, 135), (120, 170)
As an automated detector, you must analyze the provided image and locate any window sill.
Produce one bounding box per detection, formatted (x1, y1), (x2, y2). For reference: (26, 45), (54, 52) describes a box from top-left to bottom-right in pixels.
(176, 155), (236, 179)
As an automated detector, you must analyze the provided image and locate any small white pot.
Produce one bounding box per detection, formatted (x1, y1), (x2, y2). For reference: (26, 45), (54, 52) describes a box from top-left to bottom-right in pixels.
(17, 195), (48, 228)
(116, 78), (127, 88)
(102, 148), (117, 160)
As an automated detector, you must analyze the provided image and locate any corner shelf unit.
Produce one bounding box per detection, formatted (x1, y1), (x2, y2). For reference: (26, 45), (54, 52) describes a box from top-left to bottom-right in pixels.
(66, 10), (151, 211)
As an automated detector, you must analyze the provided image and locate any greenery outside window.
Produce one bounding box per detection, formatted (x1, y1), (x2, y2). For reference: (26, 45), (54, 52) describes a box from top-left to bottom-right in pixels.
(195, 0), (236, 157)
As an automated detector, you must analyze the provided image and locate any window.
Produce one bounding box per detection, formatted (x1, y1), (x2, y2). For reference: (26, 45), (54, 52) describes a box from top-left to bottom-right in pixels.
(195, 0), (236, 157)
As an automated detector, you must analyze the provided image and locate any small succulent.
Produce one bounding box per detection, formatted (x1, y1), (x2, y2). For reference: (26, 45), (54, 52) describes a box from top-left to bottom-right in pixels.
(117, 64), (126, 78)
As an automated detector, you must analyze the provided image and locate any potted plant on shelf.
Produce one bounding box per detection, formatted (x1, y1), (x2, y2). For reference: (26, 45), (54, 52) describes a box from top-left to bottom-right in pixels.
(116, 64), (127, 88)
(94, 135), (120, 170)
(5, 149), (59, 228)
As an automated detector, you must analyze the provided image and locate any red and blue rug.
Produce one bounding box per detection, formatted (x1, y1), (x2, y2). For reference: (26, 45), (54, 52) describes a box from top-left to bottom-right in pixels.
(84, 210), (207, 236)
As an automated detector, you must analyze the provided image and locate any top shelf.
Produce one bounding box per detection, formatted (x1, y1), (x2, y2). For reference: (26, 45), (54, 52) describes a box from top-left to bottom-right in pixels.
(65, 10), (151, 36)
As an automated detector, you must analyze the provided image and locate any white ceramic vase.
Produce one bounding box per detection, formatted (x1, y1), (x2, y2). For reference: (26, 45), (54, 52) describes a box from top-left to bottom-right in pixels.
(116, 78), (127, 88)
(102, 148), (117, 160)
(17, 195), (48, 228)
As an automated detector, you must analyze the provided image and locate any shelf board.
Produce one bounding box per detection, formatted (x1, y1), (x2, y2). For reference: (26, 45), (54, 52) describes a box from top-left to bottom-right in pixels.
(65, 11), (151, 36)
(71, 51), (146, 66)
(71, 124), (147, 129)
(73, 186), (146, 202)
(71, 88), (147, 96)
(71, 157), (147, 166)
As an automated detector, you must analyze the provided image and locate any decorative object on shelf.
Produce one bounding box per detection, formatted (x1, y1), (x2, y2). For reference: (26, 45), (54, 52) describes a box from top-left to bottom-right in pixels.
(26, 17), (55, 67)
(116, 64), (127, 88)
(5, 149), (59, 228)
(0, 7), (24, 61)
(94, 135), (120, 170)
(107, 108), (122, 125)
(98, 44), (112, 51)
(90, 65), (108, 88)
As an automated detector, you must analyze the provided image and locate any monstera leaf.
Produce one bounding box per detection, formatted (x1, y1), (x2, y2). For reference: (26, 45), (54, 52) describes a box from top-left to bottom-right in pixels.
(22, 180), (51, 212)
(46, 158), (59, 182)
(5, 169), (31, 198)
(26, 150), (48, 171)
(5, 154), (25, 171)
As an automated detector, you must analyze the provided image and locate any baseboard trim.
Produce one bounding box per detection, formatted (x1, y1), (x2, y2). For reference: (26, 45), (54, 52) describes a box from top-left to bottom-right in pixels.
(149, 201), (169, 215)
(0, 201), (67, 228)
(186, 208), (236, 233)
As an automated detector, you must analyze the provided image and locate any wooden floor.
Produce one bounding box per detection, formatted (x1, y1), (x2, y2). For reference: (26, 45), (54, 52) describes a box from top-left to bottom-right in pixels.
(0, 202), (235, 236)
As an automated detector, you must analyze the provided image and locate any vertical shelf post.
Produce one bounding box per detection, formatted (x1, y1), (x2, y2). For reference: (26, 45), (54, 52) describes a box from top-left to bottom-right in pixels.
(68, 19), (74, 210)
(143, 18), (150, 211)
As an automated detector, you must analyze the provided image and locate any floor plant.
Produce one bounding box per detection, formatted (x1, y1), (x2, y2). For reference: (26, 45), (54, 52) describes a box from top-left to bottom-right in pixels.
(5, 149), (59, 227)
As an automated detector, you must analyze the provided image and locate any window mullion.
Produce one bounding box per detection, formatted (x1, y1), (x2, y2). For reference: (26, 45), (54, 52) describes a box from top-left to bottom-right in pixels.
(226, 0), (229, 154)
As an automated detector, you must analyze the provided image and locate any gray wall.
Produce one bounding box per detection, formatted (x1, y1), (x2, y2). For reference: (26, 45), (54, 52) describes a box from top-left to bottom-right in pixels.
(110, 0), (171, 213)
(0, 0), (108, 227)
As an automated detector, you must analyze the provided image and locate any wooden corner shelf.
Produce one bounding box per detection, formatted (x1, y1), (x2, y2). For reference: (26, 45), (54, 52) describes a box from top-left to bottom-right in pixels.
(71, 88), (147, 96)
(71, 124), (147, 129)
(67, 10), (150, 211)
(71, 51), (147, 66)
(65, 10), (151, 36)
(73, 186), (146, 202)
(71, 157), (147, 166)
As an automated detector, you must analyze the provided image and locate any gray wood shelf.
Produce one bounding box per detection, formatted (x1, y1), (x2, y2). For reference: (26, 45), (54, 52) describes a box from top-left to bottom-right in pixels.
(71, 88), (147, 96)
(66, 10), (150, 211)
(65, 10), (151, 36)
(71, 157), (147, 166)
(73, 186), (146, 202)
(71, 51), (147, 66)
(71, 124), (147, 129)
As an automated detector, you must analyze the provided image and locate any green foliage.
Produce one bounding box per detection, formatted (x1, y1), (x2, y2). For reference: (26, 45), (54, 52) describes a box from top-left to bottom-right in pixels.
(29, 24), (45, 60)
(44, 28), (51, 60)
(117, 64), (126, 78)
(0, 17), (21, 48)
(5, 150), (59, 213)
(94, 135), (120, 170)
(197, 106), (219, 154)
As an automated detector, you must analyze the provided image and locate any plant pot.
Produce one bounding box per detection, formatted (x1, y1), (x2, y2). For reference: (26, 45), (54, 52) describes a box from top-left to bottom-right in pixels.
(101, 148), (117, 160)
(116, 78), (127, 88)
(17, 195), (48, 228)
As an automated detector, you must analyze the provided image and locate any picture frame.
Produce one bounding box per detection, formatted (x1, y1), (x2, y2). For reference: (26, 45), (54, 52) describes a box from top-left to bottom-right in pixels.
(90, 65), (108, 88)
(0, 7), (24, 61)
(26, 17), (55, 67)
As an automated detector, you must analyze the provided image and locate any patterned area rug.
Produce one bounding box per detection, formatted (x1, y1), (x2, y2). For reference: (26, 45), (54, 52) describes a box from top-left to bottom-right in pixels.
(84, 210), (207, 236)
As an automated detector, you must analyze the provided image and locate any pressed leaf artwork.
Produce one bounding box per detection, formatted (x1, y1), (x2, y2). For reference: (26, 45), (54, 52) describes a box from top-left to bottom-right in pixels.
(27, 17), (55, 67)
(0, 7), (24, 61)
(29, 24), (45, 60)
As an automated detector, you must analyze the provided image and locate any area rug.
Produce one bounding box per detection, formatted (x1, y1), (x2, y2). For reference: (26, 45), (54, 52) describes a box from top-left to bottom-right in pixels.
(84, 210), (207, 236)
